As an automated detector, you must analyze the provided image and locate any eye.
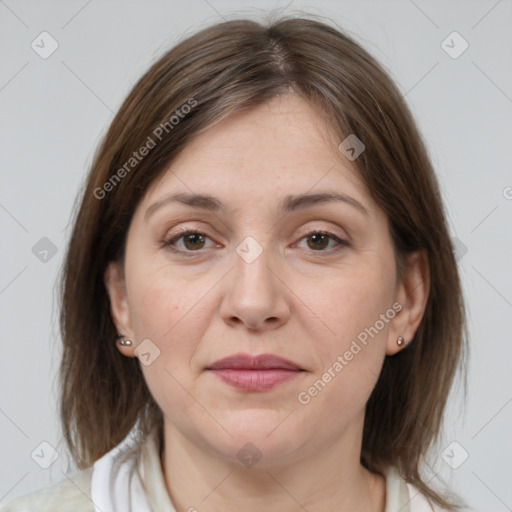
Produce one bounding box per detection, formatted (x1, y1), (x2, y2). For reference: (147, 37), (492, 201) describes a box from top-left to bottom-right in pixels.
(162, 229), (216, 255)
(296, 230), (348, 252)
(162, 228), (348, 256)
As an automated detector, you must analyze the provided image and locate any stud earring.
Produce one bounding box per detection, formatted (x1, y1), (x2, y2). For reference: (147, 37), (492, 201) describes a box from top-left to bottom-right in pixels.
(116, 334), (132, 346)
(397, 336), (405, 346)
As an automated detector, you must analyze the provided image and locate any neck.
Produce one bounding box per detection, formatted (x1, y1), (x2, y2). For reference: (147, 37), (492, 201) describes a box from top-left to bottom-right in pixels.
(159, 412), (386, 512)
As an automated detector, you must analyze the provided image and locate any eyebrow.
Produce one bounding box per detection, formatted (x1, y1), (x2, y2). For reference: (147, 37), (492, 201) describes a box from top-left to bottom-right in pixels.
(144, 191), (369, 222)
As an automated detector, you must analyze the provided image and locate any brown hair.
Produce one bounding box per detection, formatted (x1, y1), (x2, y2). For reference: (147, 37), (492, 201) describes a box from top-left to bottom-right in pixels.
(58, 11), (469, 510)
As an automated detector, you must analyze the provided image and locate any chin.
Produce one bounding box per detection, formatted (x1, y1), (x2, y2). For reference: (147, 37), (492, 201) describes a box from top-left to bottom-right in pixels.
(221, 408), (293, 436)
(200, 412), (306, 465)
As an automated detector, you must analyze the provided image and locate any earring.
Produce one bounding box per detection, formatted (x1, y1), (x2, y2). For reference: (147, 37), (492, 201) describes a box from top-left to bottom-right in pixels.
(397, 336), (405, 346)
(116, 334), (132, 346)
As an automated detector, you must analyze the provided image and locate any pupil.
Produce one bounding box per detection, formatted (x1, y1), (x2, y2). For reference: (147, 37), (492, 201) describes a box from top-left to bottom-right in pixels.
(309, 234), (328, 250)
(185, 234), (204, 249)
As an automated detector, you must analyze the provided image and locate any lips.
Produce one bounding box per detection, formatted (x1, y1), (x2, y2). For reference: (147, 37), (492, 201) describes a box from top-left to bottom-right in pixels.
(206, 353), (304, 371)
(206, 353), (305, 391)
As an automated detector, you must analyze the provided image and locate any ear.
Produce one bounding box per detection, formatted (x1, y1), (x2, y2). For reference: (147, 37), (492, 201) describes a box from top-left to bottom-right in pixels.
(386, 250), (430, 355)
(104, 261), (135, 357)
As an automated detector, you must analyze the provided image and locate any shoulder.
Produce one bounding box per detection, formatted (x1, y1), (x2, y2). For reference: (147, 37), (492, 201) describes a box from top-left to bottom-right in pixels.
(406, 482), (444, 512)
(0, 467), (94, 512)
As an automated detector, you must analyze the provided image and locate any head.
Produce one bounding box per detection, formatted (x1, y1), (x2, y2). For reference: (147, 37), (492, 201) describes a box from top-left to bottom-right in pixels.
(58, 13), (468, 511)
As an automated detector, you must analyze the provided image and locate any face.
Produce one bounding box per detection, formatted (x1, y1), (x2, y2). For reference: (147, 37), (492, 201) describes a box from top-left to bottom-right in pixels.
(105, 93), (425, 467)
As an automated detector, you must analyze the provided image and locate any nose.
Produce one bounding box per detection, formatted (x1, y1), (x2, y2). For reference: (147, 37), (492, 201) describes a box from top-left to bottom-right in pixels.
(219, 242), (291, 332)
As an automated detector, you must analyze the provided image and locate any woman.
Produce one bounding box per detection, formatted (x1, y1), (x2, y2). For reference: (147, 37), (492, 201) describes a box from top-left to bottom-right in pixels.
(1, 12), (469, 512)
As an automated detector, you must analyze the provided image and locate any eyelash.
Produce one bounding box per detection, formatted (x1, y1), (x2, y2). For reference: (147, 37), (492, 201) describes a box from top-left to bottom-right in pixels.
(161, 228), (349, 257)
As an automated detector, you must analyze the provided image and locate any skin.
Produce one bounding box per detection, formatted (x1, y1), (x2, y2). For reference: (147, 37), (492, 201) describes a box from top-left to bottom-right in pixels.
(105, 93), (429, 512)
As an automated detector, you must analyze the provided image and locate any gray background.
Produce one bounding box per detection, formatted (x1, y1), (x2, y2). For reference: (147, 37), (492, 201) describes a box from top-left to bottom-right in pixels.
(1, 1), (511, 510)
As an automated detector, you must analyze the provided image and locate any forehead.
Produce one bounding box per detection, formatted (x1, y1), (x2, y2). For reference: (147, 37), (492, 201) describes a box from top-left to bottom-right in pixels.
(139, 94), (371, 216)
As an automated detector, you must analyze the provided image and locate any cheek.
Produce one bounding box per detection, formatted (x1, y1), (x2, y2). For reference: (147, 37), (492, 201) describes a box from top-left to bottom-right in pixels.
(297, 275), (390, 422)
(125, 247), (195, 334)
(127, 269), (210, 420)
(312, 264), (393, 343)
(127, 275), (176, 337)
(125, 258), (218, 373)
(301, 260), (393, 400)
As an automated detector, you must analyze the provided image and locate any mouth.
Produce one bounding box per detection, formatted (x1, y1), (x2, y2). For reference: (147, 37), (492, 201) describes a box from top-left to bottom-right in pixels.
(205, 353), (306, 391)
